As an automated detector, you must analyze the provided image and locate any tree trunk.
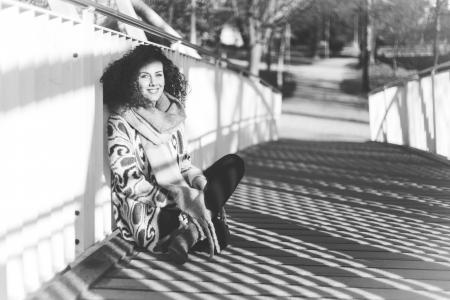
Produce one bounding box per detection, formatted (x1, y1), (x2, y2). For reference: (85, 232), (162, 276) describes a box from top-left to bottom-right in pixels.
(247, 0), (277, 75)
(324, 15), (330, 58)
(285, 23), (291, 65)
(266, 31), (273, 71)
(168, 0), (174, 26)
(433, 0), (442, 68)
(231, 0), (248, 48)
(369, 23), (375, 63)
(248, 1), (261, 75)
(312, 13), (320, 58)
(250, 42), (263, 75)
(353, 14), (359, 46)
(277, 26), (287, 88)
(361, 0), (370, 92)
(393, 39), (398, 77)
(190, 0), (197, 44)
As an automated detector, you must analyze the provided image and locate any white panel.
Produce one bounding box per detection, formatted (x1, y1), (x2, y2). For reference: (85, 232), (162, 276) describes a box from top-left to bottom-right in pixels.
(185, 65), (218, 138)
(406, 80), (424, 150)
(434, 71), (450, 158)
(368, 91), (386, 141)
(220, 71), (242, 126)
(419, 76), (435, 152)
(385, 86), (405, 145)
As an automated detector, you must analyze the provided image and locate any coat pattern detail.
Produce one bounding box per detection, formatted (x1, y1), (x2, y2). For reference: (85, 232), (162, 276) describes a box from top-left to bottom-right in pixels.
(107, 113), (203, 251)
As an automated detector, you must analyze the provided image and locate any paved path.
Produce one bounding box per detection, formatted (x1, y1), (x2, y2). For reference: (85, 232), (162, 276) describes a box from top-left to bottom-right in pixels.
(280, 58), (370, 141)
(83, 140), (450, 300)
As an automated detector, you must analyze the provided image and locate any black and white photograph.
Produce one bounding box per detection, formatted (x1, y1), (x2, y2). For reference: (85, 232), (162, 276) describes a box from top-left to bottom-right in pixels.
(1, 0), (450, 299)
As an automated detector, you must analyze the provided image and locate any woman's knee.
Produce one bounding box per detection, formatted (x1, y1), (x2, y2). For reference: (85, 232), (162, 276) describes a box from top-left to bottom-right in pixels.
(206, 153), (245, 182)
(222, 153), (245, 176)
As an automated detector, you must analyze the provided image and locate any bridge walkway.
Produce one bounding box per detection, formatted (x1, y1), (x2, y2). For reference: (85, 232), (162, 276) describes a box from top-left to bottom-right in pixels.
(75, 139), (450, 300)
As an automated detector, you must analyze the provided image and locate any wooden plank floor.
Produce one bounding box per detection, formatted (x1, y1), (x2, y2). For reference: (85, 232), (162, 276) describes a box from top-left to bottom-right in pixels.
(85, 140), (450, 300)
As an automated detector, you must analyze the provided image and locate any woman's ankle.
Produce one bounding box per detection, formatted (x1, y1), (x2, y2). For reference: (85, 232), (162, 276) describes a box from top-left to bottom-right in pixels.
(167, 222), (200, 265)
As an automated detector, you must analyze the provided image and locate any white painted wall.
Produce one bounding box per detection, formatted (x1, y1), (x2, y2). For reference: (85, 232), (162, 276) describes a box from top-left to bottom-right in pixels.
(369, 68), (450, 159)
(0, 1), (281, 299)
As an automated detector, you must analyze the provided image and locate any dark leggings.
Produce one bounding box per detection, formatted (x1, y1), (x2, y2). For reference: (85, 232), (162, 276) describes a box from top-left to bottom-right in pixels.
(159, 154), (245, 237)
(203, 154), (245, 217)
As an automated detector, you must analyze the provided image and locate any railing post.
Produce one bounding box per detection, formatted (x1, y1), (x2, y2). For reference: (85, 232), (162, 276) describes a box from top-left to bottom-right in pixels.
(402, 80), (410, 146)
(431, 68), (437, 154)
(381, 85), (388, 142)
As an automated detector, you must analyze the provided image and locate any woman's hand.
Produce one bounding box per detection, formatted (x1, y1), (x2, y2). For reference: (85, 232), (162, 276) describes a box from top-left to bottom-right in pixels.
(192, 176), (207, 191)
(163, 184), (220, 258)
(164, 184), (199, 205)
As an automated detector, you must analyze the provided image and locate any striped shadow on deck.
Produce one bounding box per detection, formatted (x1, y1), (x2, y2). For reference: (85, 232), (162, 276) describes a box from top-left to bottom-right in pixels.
(48, 140), (450, 299)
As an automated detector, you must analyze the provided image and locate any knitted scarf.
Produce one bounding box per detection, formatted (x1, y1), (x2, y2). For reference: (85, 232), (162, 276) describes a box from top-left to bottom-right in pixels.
(121, 92), (187, 186)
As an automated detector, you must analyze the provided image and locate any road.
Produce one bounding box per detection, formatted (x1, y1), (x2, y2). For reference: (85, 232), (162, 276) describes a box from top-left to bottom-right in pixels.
(279, 58), (370, 141)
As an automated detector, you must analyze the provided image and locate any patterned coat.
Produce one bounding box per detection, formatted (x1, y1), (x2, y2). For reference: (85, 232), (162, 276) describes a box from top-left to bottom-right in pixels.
(107, 113), (204, 251)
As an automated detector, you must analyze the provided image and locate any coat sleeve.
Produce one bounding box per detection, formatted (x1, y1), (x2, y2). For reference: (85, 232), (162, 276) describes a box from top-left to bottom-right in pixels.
(176, 127), (207, 189)
(107, 115), (170, 250)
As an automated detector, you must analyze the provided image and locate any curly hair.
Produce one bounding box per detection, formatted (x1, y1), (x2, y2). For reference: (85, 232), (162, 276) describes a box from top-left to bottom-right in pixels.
(100, 44), (188, 111)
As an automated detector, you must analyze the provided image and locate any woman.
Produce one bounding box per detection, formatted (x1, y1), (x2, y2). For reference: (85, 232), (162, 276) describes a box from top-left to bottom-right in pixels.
(101, 45), (244, 264)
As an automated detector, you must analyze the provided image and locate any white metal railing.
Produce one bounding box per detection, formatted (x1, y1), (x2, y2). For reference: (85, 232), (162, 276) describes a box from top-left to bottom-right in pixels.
(368, 62), (450, 158)
(55, 0), (280, 90)
(0, 1), (282, 299)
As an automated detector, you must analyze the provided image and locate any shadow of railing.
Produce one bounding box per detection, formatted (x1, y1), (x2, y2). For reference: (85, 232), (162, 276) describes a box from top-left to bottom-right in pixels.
(86, 139), (450, 299)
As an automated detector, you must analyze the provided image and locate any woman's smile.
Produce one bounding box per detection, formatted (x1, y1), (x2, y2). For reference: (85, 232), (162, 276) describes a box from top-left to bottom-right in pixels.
(147, 87), (161, 94)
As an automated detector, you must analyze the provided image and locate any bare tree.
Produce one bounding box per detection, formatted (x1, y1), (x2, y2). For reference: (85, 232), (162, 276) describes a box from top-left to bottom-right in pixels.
(432, 0), (446, 67)
(244, 0), (310, 74)
(371, 0), (429, 74)
(140, 0), (310, 74)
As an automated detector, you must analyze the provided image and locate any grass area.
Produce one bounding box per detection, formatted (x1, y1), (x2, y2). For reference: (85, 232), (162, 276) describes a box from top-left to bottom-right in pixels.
(259, 70), (297, 98)
(370, 62), (416, 89)
(225, 59), (298, 97)
(378, 53), (450, 71)
(340, 62), (416, 96)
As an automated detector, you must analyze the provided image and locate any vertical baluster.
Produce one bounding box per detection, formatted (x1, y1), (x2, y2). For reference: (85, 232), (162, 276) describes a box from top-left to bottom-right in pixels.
(431, 69), (437, 154)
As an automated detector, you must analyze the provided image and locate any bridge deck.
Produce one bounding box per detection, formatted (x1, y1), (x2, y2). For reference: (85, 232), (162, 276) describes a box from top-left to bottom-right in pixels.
(46, 139), (450, 300)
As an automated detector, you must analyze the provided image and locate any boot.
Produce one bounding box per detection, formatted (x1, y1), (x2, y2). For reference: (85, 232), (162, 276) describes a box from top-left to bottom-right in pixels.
(167, 222), (200, 265)
(191, 207), (230, 253)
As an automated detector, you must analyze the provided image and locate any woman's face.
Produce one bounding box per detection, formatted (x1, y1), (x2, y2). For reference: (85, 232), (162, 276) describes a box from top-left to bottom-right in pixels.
(137, 60), (165, 105)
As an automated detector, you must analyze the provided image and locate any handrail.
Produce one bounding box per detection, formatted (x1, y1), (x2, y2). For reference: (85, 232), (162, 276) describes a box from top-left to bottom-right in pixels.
(63, 0), (211, 55)
(59, 0), (281, 94)
(369, 60), (450, 95)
